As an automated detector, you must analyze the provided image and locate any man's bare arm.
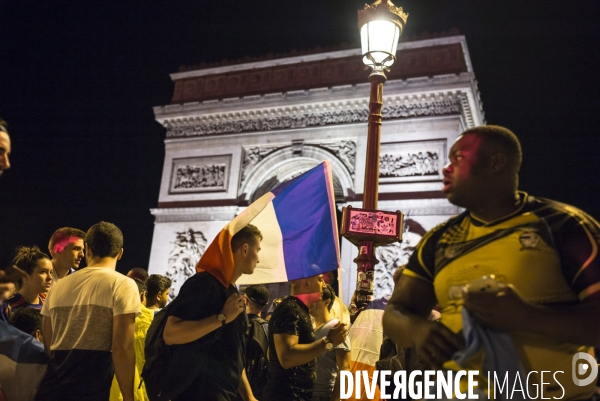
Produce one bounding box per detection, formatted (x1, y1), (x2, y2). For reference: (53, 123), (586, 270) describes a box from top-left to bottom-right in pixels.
(163, 315), (223, 345)
(237, 369), (257, 401)
(274, 323), (347, 370)
(163, 292), (244, 345)
(112, 313), (136, 401)
(382, 275), (463, 368)
(383, 274), (439, 347)
(464, 286), (600, 346)
(42, 315), (53, 358)
(330, 349), (351, 401)
(274, 333), (327, 369)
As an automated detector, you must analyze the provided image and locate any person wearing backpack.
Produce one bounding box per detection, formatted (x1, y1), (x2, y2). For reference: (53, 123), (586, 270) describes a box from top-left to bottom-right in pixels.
(242, 285), (270, 400)
(161, 224), (263, 401)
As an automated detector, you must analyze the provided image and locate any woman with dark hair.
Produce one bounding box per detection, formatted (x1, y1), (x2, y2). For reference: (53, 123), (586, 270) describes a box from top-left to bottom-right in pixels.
(0, 246), (53, 322)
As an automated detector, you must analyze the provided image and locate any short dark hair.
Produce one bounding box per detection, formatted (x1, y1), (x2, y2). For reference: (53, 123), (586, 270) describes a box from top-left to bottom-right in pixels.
(48, 227), (86, 254)
(9, 308), (42, 337)
(133, 278), (146, 295)
(461, 125), (522, 174)
(231, 224), (262, 252)
(127, 267), (148, 281)
(12, 246), (50, 275)
(322, 284), (335, 312)
(145, 274), (172, 301)
(85, 222), (123, 258)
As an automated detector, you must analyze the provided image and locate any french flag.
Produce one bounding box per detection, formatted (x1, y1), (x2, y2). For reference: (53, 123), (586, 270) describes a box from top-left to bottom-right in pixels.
(0, 321), (48, 401)
(196, 160), (341, 286)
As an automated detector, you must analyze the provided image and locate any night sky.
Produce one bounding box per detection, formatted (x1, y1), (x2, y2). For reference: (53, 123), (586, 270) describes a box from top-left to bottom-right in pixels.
(1, 0), (599, 273)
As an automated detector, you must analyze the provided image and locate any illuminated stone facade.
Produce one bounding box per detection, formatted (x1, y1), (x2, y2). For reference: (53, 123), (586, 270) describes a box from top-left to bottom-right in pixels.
(149, 35), (485, 305)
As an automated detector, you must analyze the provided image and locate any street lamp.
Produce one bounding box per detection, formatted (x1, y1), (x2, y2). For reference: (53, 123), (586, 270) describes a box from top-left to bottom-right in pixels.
(341, 0), (408, 320)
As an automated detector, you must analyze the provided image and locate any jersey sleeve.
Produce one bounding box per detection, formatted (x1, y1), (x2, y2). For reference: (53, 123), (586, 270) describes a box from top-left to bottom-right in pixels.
(551, 206), (600, 301)
(404, 223), (444, 283)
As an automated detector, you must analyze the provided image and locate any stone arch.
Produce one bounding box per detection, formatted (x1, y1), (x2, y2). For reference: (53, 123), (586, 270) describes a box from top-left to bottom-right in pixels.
(239, 145), (354, 203)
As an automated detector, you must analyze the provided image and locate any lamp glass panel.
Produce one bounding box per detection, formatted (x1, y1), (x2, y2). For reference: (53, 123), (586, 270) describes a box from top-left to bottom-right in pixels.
(360, 20), (399, 67)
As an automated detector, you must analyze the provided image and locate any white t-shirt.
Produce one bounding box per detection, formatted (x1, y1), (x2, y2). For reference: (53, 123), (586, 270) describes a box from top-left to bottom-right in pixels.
(41, 267), (141, 351)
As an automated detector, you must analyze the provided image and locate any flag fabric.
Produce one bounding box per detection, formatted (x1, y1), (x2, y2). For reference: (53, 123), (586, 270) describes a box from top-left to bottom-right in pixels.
(196, 160), (341, 286)
(346, 298), (388, 400)
(0, 321), (48, 401)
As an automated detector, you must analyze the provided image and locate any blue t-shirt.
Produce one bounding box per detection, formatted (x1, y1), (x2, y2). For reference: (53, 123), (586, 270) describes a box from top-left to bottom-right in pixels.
(0, 293), (45, 322)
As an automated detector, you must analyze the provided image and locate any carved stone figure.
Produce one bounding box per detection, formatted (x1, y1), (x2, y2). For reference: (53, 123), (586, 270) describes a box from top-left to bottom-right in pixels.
(379, 151), (439, 178)
(374, 219), (426, 298)
(165, 99), (461, 138)
(240, 146), (280, 183)
(319, 141), (356, 176)
(166, 228), (207, 301)
(174, 164), (226, 189)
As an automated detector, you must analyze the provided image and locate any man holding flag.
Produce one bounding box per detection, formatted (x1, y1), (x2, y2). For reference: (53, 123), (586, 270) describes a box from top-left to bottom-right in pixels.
(163, 224), (262, 401)
(161, 161), (344, 400)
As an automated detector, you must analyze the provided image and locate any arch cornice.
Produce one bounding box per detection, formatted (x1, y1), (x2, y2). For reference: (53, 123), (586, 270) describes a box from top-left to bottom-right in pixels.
(239, 145), (354, 203)
(157, 84), (479, 139)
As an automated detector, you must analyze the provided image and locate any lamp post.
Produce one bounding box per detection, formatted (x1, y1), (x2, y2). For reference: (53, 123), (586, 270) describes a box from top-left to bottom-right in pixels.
(341, 0), (408, 321)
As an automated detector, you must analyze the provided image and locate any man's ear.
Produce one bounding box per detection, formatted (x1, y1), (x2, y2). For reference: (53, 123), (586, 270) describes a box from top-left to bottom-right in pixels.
(241, 243), (249, 256)
(489, 153), (507, 173)
(116, 248), (124, 260)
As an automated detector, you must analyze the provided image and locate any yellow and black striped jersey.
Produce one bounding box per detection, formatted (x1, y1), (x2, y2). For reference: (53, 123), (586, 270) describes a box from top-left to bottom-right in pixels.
(405, 192), (600, 400)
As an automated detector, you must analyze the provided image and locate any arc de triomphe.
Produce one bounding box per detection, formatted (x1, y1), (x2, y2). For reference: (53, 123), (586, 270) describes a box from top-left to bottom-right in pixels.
(148, 34), (485, 306)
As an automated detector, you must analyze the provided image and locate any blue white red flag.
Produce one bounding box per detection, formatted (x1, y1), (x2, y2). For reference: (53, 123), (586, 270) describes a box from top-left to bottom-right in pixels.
(196, 160), (341, 286)
(0, 321), (48, 401)
(346, 299), (388, 400)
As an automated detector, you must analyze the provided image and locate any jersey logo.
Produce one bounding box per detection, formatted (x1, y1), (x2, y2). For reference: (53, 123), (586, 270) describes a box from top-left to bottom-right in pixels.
(519, 230), (541, 251)
(444, 244), (462, 259)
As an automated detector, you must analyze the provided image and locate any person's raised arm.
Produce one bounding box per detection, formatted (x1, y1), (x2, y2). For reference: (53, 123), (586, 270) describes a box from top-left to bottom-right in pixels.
(112, 313), (136, 401)
(163, 292), (244, 345)
(383, 274), (463, 368)
(274, 323), (347, 369)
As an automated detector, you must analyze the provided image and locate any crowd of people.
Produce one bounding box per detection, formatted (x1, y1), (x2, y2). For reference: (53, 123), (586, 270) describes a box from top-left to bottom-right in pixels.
(1, 118), (599, 401)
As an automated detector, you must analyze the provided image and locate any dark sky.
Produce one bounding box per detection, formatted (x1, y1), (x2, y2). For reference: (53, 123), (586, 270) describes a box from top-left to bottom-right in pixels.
(1, 0), (599, 272)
